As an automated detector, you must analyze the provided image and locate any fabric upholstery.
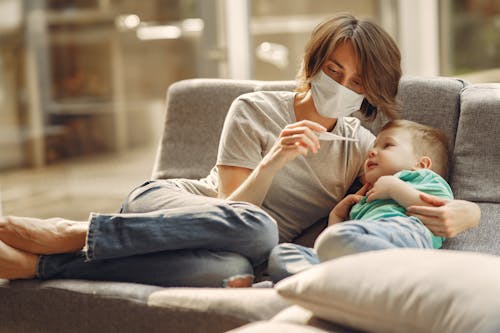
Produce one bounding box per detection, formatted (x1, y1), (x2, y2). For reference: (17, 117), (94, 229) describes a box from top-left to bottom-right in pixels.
(450, 84), (500, 202)
(227, 321), (339, 333)
(0, 279), (288, 333)
(271, 306), (363, 333)
(275, 249), (500, 333)
(442, 84), (500, 255)
(443, 202), (500, 255)
(147, 288), (290, 330)
(0, 279), (164, 333)
(390, 76), (465, 154)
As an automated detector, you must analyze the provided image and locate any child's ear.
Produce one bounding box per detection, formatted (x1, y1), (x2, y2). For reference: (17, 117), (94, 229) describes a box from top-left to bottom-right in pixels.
(416, 156), (432, 169)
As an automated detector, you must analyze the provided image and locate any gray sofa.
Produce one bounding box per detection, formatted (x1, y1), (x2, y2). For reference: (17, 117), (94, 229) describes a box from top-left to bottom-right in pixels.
(1, 77), (499, 333)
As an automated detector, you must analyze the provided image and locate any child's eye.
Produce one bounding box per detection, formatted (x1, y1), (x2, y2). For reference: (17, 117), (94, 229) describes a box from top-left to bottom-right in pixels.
(383, 143), (394, 148)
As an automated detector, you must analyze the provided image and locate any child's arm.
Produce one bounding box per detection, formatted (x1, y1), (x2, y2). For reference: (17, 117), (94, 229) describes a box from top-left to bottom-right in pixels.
(329, 183), (370, 225)
(366, 175), (434, 208)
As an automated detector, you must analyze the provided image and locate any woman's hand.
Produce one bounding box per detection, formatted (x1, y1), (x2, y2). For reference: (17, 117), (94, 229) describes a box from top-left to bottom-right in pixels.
(262, 120), (326, 171)
(329, 183), (371, 225)
(220, 120), (325, 205)
(406, 193), (481, 238)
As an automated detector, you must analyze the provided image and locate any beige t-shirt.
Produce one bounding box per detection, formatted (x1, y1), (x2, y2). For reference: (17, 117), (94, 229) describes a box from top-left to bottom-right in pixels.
(174, 91), (375, 242)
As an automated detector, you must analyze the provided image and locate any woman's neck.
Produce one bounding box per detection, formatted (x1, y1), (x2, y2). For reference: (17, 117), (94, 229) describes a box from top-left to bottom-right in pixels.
(294, 91), (337, 131)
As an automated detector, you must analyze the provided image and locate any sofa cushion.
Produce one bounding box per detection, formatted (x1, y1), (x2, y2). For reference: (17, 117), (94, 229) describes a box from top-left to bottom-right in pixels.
(450, 83), (500, 202)
(0, 279), (289, 333)
(275, 249), (500, 333)
(271, 306), (363, 333)
(443, 202), (500, 255)
(226, 321), (340, 333)
(0, 279), (165, 333)
(147, 287), (290, 329)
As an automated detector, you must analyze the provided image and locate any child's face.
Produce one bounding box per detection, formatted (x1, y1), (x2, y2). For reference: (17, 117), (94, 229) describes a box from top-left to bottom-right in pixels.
(364, 127), (420, 184)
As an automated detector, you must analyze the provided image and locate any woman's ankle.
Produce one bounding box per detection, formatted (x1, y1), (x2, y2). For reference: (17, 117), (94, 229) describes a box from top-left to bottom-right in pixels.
(0, 241), (38, 280)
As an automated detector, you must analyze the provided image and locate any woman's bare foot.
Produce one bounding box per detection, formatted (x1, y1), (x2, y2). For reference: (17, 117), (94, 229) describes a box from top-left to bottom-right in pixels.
(0, 216), (88, 255)
(0, 240), (38, 279)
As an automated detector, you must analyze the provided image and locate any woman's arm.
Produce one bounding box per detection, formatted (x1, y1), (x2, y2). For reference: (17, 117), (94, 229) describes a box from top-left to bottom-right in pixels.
(218, 120), (325, 206)
(406, 194), (481, 237)
(218, 161), (279, 205)
(217, 166), (252, 199)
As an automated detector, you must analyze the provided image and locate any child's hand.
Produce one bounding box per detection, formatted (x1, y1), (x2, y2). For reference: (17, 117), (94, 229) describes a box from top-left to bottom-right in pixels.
(366, 175), (398, 202)
(329, 183), (370, 225)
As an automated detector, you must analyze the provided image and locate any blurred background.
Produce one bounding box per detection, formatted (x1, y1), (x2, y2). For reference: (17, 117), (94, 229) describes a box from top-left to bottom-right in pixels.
(0, 0), (498, 220)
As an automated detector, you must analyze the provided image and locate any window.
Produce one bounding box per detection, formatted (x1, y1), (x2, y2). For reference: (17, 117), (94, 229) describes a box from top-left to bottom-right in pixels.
(441, 0), (500, 80)
(250, 0), (381, 80)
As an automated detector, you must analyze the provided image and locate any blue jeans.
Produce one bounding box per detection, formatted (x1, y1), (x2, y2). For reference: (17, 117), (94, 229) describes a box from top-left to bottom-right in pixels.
(37, 180), (279, 287)
(268, 217), (433, 283)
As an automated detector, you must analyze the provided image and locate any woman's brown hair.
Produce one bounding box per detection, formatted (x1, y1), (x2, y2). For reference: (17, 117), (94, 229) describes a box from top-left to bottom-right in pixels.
(296, 13), (402, 120)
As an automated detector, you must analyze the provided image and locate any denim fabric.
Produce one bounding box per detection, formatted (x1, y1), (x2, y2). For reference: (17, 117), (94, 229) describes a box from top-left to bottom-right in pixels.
(37, 250), (253, 287)
(37, 180), (279, 287)
(268, 217), (433, 283)
(267, 243), (319, 283)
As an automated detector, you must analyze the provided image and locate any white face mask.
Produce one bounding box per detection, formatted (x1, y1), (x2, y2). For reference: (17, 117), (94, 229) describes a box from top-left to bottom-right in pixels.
(310, 70), (364, 118)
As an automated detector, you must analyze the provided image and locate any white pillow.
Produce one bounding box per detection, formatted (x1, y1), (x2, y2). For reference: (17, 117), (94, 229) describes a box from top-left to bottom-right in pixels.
(275, 249), (500, 333)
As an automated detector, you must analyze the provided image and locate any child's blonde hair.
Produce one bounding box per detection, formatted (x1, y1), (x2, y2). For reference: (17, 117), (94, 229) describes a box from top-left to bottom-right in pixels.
(380, 120), (450, 178)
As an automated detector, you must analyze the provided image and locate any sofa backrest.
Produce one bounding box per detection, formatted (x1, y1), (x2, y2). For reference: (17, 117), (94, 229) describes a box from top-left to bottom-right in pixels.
(152, 78), (500, 253)
(152, 76), (466, 181)
(443, 83), (500, 254)
(450, 83), (500, 202)
(364, 76), (466, 154)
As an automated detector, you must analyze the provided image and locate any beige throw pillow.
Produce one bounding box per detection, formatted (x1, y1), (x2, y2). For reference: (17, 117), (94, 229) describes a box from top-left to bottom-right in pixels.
(276, 249), (500, 333)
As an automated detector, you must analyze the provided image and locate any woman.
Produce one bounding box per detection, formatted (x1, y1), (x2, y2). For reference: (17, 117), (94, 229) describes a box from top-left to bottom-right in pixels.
(0, 14), (479, 287)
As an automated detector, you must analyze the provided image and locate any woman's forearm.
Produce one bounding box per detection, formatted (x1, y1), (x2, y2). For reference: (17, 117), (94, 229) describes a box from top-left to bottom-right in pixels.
(224, 120), (324, 205)
(226, 162), (279, 206)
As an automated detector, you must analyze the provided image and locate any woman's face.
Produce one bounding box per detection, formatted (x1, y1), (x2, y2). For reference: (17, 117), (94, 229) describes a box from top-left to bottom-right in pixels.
(321, 41), (364, 95)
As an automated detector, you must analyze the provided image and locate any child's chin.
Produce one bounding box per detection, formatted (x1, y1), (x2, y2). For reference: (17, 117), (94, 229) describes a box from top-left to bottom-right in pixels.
(365, 176), (376, 184)
(364, 171), (376, 181)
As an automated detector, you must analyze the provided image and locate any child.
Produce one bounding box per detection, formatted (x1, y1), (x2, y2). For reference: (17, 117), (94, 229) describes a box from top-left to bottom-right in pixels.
(268, 119), (453, 282)
(316, 119), (453, 262)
